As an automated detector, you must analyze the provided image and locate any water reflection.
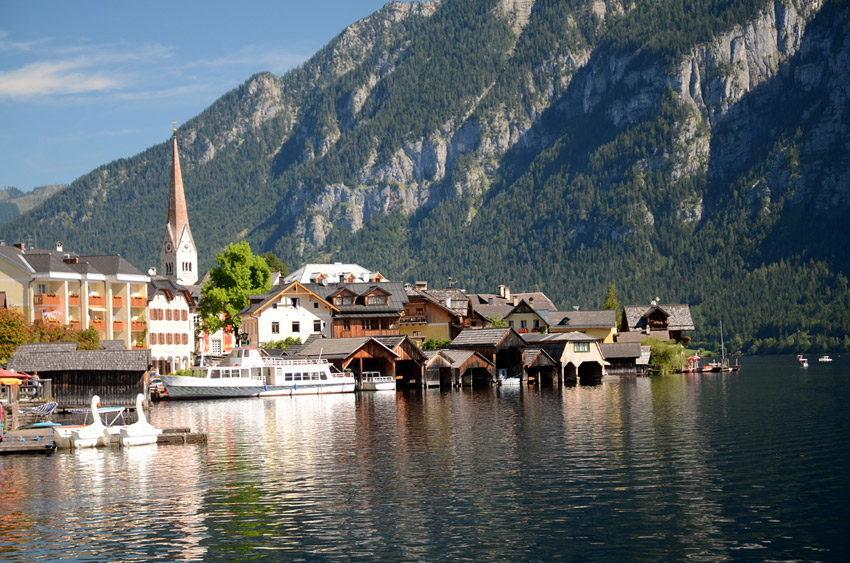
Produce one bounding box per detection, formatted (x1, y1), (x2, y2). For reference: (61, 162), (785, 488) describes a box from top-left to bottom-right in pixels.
(1, 357), (848, 561)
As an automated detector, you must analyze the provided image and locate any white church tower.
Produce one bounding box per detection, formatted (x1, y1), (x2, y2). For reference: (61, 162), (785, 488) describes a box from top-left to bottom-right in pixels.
(161, 126), (198, 286)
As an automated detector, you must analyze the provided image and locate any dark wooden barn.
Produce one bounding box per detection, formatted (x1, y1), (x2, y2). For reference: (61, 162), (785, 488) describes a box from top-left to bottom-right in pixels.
(6, 342), (151, 408)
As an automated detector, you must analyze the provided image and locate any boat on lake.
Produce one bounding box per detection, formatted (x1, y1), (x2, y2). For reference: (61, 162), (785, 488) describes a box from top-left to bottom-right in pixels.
(160, 347), (355, 399)
(818, 355), (833, 363)
(797, 354), (809, 367)
(358, 371), (396, 391)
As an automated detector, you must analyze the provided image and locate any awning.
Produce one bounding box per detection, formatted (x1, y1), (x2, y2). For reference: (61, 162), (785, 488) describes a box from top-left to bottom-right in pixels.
(0, 378), (22, 385)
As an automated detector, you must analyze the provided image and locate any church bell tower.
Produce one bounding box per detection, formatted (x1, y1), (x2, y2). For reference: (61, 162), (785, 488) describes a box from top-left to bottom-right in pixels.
(161, 125), (198, 285)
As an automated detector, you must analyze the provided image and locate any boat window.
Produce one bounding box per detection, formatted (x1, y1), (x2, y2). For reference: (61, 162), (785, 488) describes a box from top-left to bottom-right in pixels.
(285, 372), (293, 381)
(320, 372), (327, 380)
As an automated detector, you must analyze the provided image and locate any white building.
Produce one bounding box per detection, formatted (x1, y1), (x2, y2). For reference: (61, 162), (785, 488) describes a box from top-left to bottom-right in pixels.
(284, 263), (385, 285)
(148, 277), (195, 374)
(239, 282), (337, 346)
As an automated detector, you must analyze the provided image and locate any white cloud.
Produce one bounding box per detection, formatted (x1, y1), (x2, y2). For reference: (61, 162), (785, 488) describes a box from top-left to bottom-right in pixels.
(0, 58), (120, 98)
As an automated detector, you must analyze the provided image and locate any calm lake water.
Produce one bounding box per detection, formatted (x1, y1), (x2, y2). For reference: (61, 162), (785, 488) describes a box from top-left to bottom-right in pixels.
(1, 355), (848, 561)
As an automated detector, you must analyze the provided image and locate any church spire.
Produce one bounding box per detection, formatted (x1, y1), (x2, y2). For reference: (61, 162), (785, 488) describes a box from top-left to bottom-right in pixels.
(162, 125), (198, 285)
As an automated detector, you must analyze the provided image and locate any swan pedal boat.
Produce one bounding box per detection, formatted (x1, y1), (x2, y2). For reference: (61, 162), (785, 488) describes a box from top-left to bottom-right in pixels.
(117, 394), (162, 446)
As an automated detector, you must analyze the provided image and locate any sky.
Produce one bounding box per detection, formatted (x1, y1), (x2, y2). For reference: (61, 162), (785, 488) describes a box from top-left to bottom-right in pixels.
(0, 1), (402, 192)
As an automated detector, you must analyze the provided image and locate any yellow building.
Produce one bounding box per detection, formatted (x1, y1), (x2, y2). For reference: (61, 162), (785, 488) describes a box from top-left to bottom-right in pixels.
(0, 242), (150, 349)
(400, 287), (463, 344)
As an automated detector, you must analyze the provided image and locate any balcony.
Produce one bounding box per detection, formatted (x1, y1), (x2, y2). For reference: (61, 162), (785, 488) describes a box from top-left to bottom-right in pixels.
(90, 319), (106, 331)
(130, 296), (146, 308)
(132, 342), (147, 350)
(88, 295), (105, 307)
(113, 320), (124, 332)
(68, 294), (80, 307)
(33, 293), (61, 306)
(400, 315), (427, 325)
(131, 320), (146, 332)
(112, 296), (124, 308)
(69, 320), (81, 330)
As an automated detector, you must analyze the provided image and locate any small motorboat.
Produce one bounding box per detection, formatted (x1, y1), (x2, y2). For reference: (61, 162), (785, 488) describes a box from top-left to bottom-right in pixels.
(818, 355), (833, 363)
(68, 395), (111, 449)
(118, 394), (162, 447)
(797, 355), (809, 368)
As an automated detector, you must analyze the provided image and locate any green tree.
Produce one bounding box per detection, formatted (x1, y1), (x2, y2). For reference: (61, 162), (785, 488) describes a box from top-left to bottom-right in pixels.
(261, 337), (301, 350)
(422, 338), (452, 350)
(199, 241), (272, 335)
(643, 336), (686, 375)
(0, 308), (28, 362)
(259, 251), (288, 276)
(486, 315), (508, 328)
(603, 283), (621, 326)
(75, 328), (100, 350)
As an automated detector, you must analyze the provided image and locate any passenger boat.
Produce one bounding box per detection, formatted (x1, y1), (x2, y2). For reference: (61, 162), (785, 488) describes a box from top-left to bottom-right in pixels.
(160, 348), (355, 399)
(358, 371), (396, 391)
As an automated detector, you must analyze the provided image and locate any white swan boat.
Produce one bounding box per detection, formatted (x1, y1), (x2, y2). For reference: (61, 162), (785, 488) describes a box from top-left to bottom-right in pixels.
(53, 402), (126, 449)
(118, 394), (162, 446)
(67, 395), (111, 449)
(161, 347), (355, 399)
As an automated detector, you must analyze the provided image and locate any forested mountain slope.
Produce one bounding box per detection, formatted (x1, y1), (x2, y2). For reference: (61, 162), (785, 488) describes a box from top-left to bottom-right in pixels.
(3, 0), (849, 352)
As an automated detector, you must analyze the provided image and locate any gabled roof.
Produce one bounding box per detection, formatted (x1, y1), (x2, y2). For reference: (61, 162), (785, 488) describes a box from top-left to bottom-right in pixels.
(423, 288), (469, 317)
(599, 342), (642, 359)
(450, 327), (521, 349)
(238, 281), (337, 316)
(149, 277), (195, 305)
(284, 263), (383, 284)
(522, 331), (598, 344)
(305, 281), (408, 314)
(293, 336), (398, 361)
(6, 343), (150, 372)
(77, 254), (147, 277)
(549, 309), (616, 329)
(523, 348), (557, 367)
(424, 349), (494, 368)
(622, 304), (695, 331)
(405, 288), (462, 319)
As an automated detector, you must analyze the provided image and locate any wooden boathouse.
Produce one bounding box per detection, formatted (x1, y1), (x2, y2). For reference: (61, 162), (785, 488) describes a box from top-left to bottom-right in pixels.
(5, 342), (151, 408)
(422, 349), (494, 387)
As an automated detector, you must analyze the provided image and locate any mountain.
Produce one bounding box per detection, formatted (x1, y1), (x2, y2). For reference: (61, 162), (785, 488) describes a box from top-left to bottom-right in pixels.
(0, 185), (67, 226)
(2, 0), (849, 353)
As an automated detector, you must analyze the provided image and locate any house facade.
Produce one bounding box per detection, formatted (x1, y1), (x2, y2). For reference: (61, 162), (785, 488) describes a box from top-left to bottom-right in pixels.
(239, 282), (337, 346)
(548, 309), (618, 342)
(620, 303), (695, 344)
(148, 277), (194, 374)
(400, 287), (463, 344)
(0, 242), (149, 350)
(305, 281), (408, 338)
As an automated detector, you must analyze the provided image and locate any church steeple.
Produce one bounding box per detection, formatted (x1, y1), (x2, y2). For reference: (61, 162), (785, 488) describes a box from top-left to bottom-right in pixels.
(162, 126), (198, 285)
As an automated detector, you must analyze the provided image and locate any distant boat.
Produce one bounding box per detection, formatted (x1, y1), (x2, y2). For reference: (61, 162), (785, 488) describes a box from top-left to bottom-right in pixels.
(797, 355), (809, 367)
(819, 355), (833, 363)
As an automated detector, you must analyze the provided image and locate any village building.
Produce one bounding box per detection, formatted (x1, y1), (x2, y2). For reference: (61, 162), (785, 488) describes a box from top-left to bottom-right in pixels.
(619, 303), (695, 344)
(6, 342), (151, 407)
(400, 286), (464, 344)
(304, 281), (409, 338)
(522, 332), (605, 384)
(422, 349), (494, 387)
(449, 327), (525, 384)
(284, 263), (385, 285)
(599, 342), (649, 376)
(292, 335), (399, 384)
(466, 285), (557, 328)
(548, 309), (618, 342)
(239, 282), (337, 346)
(147, 277), (194, 374)
(0, 242), (150, 349)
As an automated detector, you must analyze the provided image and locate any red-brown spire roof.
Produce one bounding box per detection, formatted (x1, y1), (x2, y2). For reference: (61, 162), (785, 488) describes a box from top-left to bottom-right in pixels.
(166, 133), (193, 245)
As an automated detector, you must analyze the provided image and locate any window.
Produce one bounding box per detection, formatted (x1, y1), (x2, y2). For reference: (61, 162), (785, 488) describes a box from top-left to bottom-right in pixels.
(165, 262), (173, 275)
(166, 309), (172, 321)
(182, 334), (188, 345)
(37, 283), (47, 294)
(314, 320), (321, 332)
(272, 303), (277, 309)
(334, 296), (353, 306)
(533, 319), (540, 329)
(574, 342), (590, 353)
(313, 302), (319, 309)
(520, 320), (527, 329)
(166, 333), (173, 345)
(292, 321), (300, 333)
(182, 310), (188, 321)
(366, 295), (386, 305)
(211, 339), (222, 354)
(412, 330), (423, 337)
(291, 298), (299, 308)
(343, 320), (350, 331)
(508, 320), (514, 328)
(271, 322), (279, 334)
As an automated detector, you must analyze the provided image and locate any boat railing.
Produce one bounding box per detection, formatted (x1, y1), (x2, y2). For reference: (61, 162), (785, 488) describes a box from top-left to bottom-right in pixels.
(362, 371), (394, 383)
(262, 357), (330, 366)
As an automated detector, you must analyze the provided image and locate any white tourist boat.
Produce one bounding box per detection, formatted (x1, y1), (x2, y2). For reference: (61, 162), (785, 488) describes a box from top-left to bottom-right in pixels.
(359, 371), (396, 391)
(160, 348), (355, 399)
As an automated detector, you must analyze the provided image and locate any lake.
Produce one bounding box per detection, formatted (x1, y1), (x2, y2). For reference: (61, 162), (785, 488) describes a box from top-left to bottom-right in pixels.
(1, 355), (848, 561)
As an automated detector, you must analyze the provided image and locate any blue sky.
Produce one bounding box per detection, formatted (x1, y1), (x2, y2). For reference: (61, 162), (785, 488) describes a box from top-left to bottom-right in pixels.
(0, 1), (402, 192)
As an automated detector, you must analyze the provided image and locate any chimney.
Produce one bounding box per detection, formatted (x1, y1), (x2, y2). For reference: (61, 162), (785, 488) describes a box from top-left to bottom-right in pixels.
(504, 286), (511, 301)
(488, 297), (494, 305)
(148, 267), (157, 276)
(528, 297), (535, 308)
(55, 241), (64, 252)
(498, 285), (506, 298)
(13, 242), (24, 251)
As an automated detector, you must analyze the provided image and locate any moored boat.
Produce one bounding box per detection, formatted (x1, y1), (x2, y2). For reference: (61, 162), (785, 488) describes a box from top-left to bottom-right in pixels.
(797, 354), (809, 367)
(819, 355), (833, 362)
(161, 348), (355, 399)
(358, 371), (396, 391)
(118, 394), (162, 446)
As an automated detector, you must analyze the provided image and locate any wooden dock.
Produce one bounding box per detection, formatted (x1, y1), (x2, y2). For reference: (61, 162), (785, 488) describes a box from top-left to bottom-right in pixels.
(0, 427), (205, 454)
